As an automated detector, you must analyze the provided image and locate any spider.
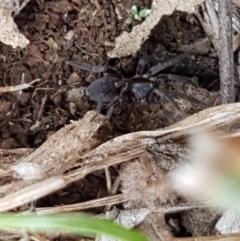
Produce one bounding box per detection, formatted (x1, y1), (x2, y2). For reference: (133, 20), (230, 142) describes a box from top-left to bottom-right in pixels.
(67, 49), (207, 118)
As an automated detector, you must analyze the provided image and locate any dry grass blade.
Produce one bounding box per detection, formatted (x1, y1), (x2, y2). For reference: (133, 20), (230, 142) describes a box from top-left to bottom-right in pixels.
(0, 176), (66, 212)
(65, 148), (145, 183)
(35, 195), (207, 215)
(36, 194), (126, 214)
(0, 147), (144, 212)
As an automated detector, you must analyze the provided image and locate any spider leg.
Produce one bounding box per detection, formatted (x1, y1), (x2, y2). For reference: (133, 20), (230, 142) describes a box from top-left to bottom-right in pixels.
(96, 94), (105, 113)
(105, 97), (121, 120)
(105, 105), (115, 120)
(67, 60), (120, 77)
(146, 89), (155, 103)
(98, 81), (129, 119)
(152, 88), (183, 113)
(67, 60), (106, 73)
(136, 55), (148, 76)
(170, 91), (209, 108)
(119, 81), (130, 97)
(146, 52), (188, 77)
(105, 88), (128, 120)
(96, 85), (120, 112)
(156, 74), (198, 88)
(146, 46), (196, 77)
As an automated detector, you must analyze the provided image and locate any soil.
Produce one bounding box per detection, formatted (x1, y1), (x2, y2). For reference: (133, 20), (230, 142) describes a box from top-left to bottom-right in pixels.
(0, 0), (225, 239)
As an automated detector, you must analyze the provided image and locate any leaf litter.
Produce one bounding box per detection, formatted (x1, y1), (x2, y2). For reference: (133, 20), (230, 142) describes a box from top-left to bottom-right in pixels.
(0, 0), (240, 240)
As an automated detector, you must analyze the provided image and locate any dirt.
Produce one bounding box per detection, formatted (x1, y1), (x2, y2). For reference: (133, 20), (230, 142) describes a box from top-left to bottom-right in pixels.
(0, 0), (124, 149)
(0, 1), (219, 147)
(0, 0), (224, 239)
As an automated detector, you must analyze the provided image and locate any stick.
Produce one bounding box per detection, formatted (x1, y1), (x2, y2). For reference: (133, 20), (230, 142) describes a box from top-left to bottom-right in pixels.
(0, 79), (41, 93)
(218, 0), (235, 103)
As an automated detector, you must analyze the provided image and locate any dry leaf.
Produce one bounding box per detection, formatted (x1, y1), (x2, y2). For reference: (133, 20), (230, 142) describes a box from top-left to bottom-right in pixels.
(0, 0), (29, 48)
(107, 0), (205, 58)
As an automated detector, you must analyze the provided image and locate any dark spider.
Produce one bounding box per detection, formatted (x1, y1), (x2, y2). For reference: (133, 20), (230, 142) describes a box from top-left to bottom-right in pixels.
(66, 50), (207, 118)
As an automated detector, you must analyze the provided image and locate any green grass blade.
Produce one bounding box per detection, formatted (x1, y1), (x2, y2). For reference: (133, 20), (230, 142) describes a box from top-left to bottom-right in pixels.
(0, 213), (148, 241)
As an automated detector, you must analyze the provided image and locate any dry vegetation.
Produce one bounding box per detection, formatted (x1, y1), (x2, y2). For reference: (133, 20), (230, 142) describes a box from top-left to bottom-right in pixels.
(1, 0), (240, 240)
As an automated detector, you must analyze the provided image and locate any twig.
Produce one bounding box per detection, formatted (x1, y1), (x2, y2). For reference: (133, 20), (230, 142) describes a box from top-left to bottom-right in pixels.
(37, 95), (48, 121)
(75, 42), (100, 58)
(170, 232), (240, 240)
(105, 173), (121, 211)
(0, 79), (41, 93)
(111, 175), (121, 195)
(218, 0), (235, 103)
